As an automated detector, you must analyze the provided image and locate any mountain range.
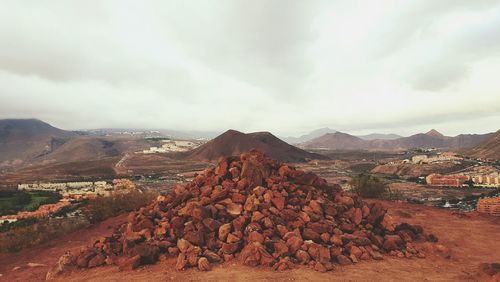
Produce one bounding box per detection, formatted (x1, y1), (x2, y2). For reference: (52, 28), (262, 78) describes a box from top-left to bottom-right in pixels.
(302, 129), (494, 151)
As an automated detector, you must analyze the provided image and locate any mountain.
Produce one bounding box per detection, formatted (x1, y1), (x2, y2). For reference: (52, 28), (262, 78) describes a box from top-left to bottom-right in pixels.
(303, 132), (368, 150)
(303, 129), (493, 151)
(357, 133), (402, 140)
(0, 119), (78, 168)
(184, 129), (326, 162)
(467, 130), (500, 160)
(36, 136), (152, 164)
(283, 128), (336, 144)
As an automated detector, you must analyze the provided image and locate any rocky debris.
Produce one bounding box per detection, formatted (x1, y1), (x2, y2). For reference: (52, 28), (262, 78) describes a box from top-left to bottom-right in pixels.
(49, 150), (433, 275)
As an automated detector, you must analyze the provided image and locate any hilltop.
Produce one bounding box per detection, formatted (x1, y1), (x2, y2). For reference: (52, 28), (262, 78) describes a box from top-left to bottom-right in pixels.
(183, 129), (326, 162)
(0, 119), (78, 168)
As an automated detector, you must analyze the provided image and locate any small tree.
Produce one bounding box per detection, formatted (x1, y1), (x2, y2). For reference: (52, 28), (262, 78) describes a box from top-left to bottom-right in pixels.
(350, 173), (387, 198)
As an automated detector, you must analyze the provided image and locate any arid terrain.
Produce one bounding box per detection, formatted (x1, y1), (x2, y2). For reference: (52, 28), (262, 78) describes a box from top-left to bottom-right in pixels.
(1, 200), (499, 281)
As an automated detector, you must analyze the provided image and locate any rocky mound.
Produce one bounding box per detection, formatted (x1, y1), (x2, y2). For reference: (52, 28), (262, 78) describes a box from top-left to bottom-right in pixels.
(184, 129), (326, 162)
(47, 150), (433, 279)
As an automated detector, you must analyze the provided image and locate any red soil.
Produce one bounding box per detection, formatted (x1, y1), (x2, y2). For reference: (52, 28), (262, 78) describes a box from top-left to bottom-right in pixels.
(1, 200), (499, 282)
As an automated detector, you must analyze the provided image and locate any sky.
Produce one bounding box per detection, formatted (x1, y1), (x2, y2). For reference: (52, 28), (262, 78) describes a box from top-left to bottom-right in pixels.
(1, 0), (500, 137)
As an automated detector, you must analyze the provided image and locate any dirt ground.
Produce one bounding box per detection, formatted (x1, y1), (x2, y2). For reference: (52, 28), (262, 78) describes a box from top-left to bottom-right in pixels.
(1, 200), (499, 282)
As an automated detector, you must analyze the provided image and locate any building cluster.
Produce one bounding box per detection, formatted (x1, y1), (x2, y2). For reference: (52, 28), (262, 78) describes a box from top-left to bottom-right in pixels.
(426, 173), (500, 188)
(411, 152), (462, 164)
(477, 197), (500, 216)
(425, 173), (469, 187)
(142, 140), (203, 154)
(18, 181), (113, 198)
(0, 201), (72, 224)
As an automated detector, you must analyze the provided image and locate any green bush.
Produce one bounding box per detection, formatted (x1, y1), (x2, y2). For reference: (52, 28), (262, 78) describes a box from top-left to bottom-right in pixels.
(350, 173), (387, 198)
(83, 190), (157, 223)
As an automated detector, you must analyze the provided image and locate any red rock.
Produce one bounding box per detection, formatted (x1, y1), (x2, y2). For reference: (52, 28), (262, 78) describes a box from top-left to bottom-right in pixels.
(380, 214), (395, 232)
(88, 253), (106, 268)
(221, 242), (240, 254)
(295, 250), (311, 264)
(175, 254), (187, 270)
(314, 261), (327, 273)
(203, 218), (222, 232)
(336, 255), (352, 266)
(184, 229), (205, 247)
(271, 196), (285, 210)
(119, 255), (141, 271)
(273, 241), (289, 257)
(227, 233), (241, 243)
(203, 250), (222, 263)
(76, 249), (96, 268)
(231, 193), (246, 204)
(303, 228), (321, 242)
(249, 231), (265, 243)
(197, 257), (210, 271)
(286, 236), (303, 253)
(383, 235), (402, 251)
(218, 223), (231, 241)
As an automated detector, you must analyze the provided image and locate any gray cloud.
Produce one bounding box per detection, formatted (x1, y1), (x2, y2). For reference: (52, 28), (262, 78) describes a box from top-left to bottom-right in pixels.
(0, 1), (500, 137)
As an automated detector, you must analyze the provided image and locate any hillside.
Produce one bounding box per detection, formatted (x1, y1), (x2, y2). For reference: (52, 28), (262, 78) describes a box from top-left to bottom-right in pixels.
(37, 136), (152, 164)
(184, 129), (325, 162)
(0, 119), (78, 168)
(1, 200), (499, 281)
(467, 130), (500, 160)
(302, 132), (368, 150)
(303, 129), (492, 151)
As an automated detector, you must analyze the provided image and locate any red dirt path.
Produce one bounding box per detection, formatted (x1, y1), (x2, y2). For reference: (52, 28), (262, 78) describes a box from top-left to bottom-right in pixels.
(1, 200), (499, 281)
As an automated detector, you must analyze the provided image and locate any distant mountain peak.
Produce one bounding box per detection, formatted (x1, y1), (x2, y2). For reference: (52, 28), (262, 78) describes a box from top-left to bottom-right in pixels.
(425, 129), (444, 138)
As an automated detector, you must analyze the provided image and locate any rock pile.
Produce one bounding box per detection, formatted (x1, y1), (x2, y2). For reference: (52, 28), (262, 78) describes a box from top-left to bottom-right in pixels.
(48, 150), (434, 277)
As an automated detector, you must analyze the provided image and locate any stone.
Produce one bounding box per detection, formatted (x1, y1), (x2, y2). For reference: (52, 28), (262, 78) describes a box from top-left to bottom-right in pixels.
(88, 253), (106, 268)
(218, 223), (231, 241)
(203, 250), (222, 263)
(336, 255), (352, 266)
(383, 235), (403, 251)
(226, 203), (243, 216)
(175, 254), (188, 271)
(314, 261), (327, 273)
(271, 196), (285, 210)
(118, 255), (141, 271)
(221, 242), (240, 254)
(295, 250), (311, 264)
(197, 257), (210, 271)
(380, 214), (395, 232)
(303, 228), (321, 242)
(227, 233), (241, 244)
(177, 239), (192, 253)
(286, 236), (303, 253)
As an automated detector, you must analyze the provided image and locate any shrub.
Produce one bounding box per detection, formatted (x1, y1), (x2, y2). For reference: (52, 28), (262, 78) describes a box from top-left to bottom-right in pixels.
(350, 173), (387, 198)
(0, 218), (89, 253)
(83, 190), (157, 223)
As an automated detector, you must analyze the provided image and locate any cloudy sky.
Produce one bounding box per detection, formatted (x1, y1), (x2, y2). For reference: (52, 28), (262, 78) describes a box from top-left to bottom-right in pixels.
(1, 0), (500, 137)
